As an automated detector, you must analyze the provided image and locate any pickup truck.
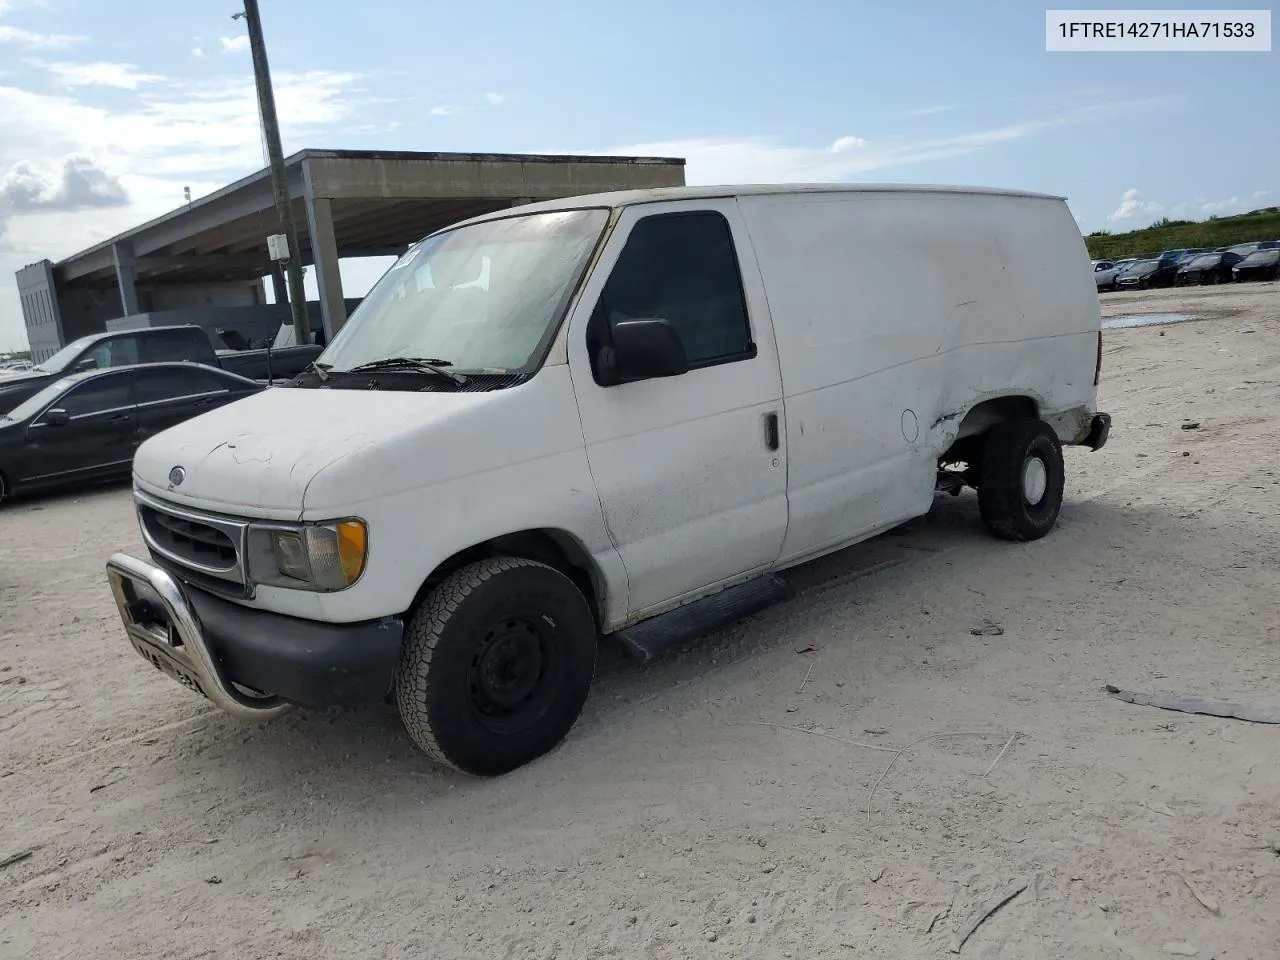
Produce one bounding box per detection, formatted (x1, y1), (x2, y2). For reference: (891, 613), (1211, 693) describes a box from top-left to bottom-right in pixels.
(0, 324), (321, 415)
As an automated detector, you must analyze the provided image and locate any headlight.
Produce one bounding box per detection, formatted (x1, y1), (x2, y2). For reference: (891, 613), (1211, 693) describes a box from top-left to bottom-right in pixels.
(246, 519), (368, 591)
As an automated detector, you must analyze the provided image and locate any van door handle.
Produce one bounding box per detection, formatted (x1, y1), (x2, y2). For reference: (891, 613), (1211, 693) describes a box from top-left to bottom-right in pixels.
(763, 411), (779, 451)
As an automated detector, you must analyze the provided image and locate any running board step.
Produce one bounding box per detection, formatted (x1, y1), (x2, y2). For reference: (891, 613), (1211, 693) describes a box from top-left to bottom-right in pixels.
(616, 574), (795, 664)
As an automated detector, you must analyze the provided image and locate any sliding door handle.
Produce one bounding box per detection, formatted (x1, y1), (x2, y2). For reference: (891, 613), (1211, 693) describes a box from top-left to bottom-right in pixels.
(763, 411), (779, 451)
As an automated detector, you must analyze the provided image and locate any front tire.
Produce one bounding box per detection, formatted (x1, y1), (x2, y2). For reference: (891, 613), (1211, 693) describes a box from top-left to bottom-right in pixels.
(395, 557), (597, 776)
(977, 418), (1065, 542)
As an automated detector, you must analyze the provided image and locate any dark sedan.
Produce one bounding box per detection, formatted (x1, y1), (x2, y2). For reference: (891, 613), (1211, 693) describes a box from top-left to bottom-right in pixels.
(1174, 251), (1242, 285)
(1233, 248), (1280, 282)
(1116, 257), (1180, 289)
(0, 362), (261, 504)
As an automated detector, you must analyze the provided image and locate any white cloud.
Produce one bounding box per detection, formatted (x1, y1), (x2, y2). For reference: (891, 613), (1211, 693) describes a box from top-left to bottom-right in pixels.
(191, 46), (205, 59)
(219, 35), (249, 53)
(829, 136), (866, 153)
(0, 155), (128, 212)
(0, 68), (365, 348)
(1108, 188), (1269, 224)
(485, 92), (507, 106)
(0, 70), (361, 176)
(37, 61), (165, 90)
(1109, 187), (1163, 222)
(429, 105), (458, 116)
(907, 105), (953, 116)
(1200, 196), (1258, 217)
(588, 101), (1164, 187)
(1253, 189), (1271, 199)
(0, 25), (81, 48)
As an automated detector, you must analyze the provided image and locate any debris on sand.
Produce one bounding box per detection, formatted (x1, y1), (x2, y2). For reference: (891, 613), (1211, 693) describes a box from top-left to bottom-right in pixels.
(950, 880), (1027, 953)
(1106, 684), (1280, 724)
(1177, 873), (1221, 916)
(0, 848), (35, 870)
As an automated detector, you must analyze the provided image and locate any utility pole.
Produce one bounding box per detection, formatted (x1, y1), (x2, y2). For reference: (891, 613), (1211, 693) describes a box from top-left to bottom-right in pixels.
(233, 0), (310, 344)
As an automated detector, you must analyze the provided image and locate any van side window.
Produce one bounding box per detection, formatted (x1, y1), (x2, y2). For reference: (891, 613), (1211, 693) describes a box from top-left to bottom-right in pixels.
(594, 212), (755, 368)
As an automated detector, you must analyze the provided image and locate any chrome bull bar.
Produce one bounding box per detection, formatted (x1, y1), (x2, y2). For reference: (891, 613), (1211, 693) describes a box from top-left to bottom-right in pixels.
(106, 552), (292, 721)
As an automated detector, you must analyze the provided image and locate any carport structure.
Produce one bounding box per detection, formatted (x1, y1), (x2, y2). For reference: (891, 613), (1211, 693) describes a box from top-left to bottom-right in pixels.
(27, 149), (685, 351)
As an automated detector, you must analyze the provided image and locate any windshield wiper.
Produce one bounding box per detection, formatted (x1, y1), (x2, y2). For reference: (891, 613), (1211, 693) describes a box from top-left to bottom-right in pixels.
(346, 356), (469, 387)
(304, 360), (331, 383)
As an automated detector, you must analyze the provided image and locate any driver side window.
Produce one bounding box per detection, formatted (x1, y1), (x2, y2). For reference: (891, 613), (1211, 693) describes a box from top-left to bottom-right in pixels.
(592, 211), (755, 368)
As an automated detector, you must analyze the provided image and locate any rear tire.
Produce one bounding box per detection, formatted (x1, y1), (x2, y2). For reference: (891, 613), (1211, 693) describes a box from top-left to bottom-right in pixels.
(395, 557), (597, 776)
(977, 418), (1065, 542)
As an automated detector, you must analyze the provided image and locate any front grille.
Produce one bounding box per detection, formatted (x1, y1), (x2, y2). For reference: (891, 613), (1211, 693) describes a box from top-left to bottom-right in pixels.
(140, 506), (237, 570)
(148, 550), (252, 600)
(135, 493), (247, 588)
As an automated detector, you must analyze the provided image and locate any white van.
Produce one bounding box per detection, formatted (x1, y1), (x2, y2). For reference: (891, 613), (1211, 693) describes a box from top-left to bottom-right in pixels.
(106, 184), (1110, 775)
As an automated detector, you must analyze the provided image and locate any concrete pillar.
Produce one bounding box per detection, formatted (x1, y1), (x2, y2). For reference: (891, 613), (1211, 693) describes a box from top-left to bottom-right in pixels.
(270, 262), (288, 305)
(112, 241), (141, 317)
(304, 194), (345, 341)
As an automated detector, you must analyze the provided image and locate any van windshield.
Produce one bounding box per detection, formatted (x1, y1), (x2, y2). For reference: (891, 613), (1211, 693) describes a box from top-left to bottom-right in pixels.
(318, 209), (609, 374)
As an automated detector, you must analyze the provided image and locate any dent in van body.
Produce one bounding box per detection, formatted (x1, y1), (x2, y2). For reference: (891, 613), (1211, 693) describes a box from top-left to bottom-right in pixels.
(737, 189), (1099, 565)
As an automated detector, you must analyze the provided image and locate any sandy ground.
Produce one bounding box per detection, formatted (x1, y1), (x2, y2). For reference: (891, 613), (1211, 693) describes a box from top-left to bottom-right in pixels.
(2, 282), (1279, 960)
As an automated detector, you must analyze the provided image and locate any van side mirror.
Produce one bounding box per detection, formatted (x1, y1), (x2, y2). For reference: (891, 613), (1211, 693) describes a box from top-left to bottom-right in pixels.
(595, 319), (688, 387)
(45, 408), (70, 427)
(74, 358), (98, 372)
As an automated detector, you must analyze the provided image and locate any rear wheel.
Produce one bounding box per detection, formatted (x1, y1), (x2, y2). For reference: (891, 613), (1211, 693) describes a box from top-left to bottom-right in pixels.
(395, 557), (597, 776)
(977, 418), (1065, 542)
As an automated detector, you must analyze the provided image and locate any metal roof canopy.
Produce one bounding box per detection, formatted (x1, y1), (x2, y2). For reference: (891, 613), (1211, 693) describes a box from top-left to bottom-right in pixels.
(57, 149), (687, 289)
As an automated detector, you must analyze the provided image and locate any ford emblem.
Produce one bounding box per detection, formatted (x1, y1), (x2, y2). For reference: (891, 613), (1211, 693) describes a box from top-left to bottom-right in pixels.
(168, 466), (186, 487)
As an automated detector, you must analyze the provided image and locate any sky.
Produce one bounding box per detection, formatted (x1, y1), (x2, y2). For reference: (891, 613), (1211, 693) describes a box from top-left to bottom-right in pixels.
(0, 0), (1274, 351)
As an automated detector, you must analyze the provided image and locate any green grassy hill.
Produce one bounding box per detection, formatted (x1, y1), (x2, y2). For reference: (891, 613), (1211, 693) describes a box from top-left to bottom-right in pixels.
(1084, 207), (1280, 260)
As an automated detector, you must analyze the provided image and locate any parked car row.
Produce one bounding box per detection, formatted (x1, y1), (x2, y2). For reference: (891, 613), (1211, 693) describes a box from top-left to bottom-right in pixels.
(1093, 239), (1280, 291)
(0, 362), (262, 504)
(0, 324), (319, 416)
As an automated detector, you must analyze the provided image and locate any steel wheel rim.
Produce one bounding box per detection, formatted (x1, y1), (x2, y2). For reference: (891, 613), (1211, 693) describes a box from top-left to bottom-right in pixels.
(467, 615), (557, 736)
(1022, 456), (1048, 506)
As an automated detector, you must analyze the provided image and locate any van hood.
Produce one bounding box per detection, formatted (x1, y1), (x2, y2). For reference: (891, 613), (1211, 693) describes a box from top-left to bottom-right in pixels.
(133, 372), (582, 518)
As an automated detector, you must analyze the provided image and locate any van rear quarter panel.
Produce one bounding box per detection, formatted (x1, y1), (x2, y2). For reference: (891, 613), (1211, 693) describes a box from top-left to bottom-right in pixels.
(738, 190), (1099, 563)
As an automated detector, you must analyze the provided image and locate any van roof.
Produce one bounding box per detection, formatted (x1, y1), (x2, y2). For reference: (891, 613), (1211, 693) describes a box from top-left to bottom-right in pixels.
(442, 183), (1067, 233)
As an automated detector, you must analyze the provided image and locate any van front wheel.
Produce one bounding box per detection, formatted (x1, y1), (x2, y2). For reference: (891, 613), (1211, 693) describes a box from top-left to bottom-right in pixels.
(977, 418), (1065, 542)
(395, 557), (597, 776)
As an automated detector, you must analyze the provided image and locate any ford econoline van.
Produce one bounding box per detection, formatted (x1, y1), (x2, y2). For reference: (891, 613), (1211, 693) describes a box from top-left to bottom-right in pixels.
(106, 184), (1110, 775)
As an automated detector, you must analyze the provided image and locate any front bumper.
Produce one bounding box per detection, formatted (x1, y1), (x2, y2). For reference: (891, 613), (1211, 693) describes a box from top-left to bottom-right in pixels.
(106, 553), (403, 717)
(1082, 412), (1111, 451)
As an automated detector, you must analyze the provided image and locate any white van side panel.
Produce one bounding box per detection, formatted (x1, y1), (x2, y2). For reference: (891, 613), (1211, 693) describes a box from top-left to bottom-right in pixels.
(739, 191), (1099, 564)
